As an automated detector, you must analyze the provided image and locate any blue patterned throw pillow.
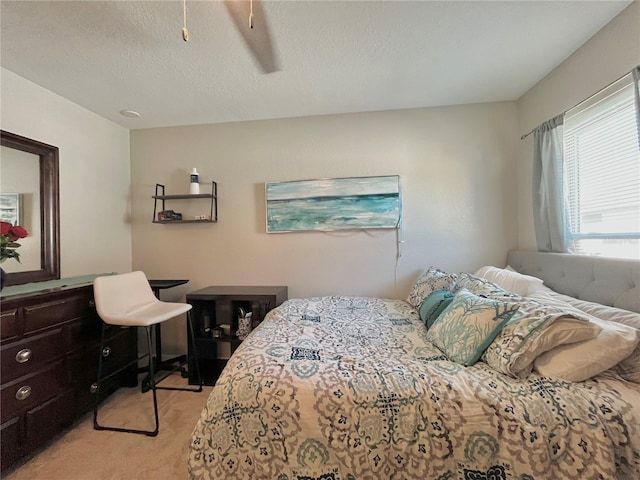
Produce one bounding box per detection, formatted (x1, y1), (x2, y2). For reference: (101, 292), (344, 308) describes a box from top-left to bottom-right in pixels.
(426, 288), (520, 366)
(455, 272), (522, 301)
(419, 290), (454, 328)
(407, 266), (458, 307)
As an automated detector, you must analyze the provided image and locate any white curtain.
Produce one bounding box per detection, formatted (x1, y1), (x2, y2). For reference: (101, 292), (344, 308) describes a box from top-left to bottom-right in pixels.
(532, 114), (570, 252)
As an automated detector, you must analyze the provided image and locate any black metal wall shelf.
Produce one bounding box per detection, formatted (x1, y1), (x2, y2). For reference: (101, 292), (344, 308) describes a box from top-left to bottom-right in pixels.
(152, 181), (218, 224)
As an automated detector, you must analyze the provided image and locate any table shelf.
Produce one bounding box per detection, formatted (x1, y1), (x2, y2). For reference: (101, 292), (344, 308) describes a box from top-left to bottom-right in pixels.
(186, 286), (288, 385)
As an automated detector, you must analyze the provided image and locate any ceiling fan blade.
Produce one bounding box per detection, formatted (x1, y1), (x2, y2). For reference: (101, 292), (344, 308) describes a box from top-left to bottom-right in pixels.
(223, 0), (280, 74)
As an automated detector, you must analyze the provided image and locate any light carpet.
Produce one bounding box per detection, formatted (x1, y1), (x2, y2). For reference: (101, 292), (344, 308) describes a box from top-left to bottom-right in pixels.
(4, 374), (212, 480)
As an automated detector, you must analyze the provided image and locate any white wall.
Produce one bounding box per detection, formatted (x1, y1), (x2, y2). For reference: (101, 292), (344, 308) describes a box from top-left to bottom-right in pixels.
(516, 2), (640, 250)
(131, 102), (518, 297)
(1, 68), (132, 278)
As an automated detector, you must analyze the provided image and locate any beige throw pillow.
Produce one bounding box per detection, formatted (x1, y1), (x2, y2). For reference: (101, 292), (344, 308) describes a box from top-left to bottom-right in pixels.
(534, 318), (640, 382)
(483, 293), (602, 377)
(529, 289), (640, 383)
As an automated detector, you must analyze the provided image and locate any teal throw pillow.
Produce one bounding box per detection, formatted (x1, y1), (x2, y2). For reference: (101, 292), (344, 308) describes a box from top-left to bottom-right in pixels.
(419, 290), (454, 328)
(426, 288), (520, 366)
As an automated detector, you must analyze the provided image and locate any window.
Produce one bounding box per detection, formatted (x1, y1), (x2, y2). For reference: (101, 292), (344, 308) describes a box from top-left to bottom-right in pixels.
(563, 73), (640, 259)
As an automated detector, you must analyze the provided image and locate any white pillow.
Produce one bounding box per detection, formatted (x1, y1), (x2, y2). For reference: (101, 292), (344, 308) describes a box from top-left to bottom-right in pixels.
(533, 317), (640, 382)
(526, 290), (600, 321)
(546, 289), (640, 327)
(474, 265), (543, 297)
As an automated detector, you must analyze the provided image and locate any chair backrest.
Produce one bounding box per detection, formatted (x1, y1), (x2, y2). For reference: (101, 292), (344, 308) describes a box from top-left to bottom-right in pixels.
(93, 271), (158, 325)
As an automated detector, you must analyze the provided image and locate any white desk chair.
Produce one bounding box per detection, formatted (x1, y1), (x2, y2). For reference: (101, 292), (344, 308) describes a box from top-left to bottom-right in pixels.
(92, 271), (202, 436)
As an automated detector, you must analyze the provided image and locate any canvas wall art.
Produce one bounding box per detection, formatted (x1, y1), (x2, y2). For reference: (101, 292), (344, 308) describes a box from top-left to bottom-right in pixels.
(266, 175), (401, 233)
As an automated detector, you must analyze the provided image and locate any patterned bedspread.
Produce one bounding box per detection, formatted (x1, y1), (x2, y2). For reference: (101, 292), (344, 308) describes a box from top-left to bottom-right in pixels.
(188, 297), (640, 480)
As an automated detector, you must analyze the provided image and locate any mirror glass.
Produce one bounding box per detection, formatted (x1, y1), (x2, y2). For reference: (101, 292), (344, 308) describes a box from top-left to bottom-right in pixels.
(1, 146), (42, 273)
(0, 131), (60, 286)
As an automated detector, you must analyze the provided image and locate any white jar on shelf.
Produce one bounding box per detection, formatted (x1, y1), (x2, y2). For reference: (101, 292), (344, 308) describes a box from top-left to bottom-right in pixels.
(189, 168), (200, 194)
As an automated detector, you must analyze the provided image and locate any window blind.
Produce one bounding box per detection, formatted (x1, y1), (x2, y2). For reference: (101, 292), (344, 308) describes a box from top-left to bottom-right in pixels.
(564, 73), (640, 259)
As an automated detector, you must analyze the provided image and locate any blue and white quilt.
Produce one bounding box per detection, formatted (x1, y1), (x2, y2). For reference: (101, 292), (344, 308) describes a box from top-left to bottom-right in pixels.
(188, 296), (640, 480)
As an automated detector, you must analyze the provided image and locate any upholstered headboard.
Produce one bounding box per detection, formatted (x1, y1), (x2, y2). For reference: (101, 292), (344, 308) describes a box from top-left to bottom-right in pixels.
(507, 250), (640, 314)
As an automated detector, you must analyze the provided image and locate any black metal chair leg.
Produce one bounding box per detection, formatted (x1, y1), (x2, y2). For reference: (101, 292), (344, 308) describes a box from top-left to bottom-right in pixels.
(188, 311), (203, 390)
(93, 325), (159, 437)
(146, 325), (160, 436)
(154, 311), (203, 393)
(92, 323), (108, 429)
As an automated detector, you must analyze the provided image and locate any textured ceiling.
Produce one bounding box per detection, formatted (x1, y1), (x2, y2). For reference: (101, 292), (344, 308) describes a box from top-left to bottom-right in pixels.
(0, 0), (633, 129)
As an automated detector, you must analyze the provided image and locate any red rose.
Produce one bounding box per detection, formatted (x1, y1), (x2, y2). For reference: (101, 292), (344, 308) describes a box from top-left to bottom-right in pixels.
(9, 225), (28, 240)
(0, 222), (11, 235)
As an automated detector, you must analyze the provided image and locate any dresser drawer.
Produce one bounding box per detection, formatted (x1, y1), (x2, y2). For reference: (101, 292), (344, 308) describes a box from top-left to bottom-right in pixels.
(23, 295), (91, 334)
(69, 328), (136, 382)
(0, 417), (22, 469)
(100, 328), (137, 374)
(69, 328), (137, 413)
(1, 361), (65, 424)
(65, 317), (122, 354)
(1, 308), (20, 342)
(1, 329), (64, 384)
(26, 389), (74, 447)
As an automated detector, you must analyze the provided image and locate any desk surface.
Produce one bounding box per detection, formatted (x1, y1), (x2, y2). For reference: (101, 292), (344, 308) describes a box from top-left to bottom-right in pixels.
(148, 279), (189, 290)
(186, 285), (287, 299)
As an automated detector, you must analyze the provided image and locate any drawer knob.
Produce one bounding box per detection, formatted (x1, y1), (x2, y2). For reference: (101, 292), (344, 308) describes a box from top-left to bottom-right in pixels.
(89, 299), (96, 308)
(102, 347), (112, 357)
(15, 349), (32, 363)
(15, 385), (32, 401)
(90, 383), (99, 394)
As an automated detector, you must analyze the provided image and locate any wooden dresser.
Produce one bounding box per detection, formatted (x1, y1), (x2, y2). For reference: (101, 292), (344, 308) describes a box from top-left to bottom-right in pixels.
(0, 279), (137, 472)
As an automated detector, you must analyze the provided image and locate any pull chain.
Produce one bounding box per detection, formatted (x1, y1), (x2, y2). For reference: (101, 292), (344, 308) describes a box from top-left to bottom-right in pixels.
(182, 0), (189, 41)
(249, 0), (254, 29)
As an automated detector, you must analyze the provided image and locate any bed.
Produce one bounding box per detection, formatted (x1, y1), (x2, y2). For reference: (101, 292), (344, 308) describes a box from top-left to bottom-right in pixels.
(188, 250), (640, 480)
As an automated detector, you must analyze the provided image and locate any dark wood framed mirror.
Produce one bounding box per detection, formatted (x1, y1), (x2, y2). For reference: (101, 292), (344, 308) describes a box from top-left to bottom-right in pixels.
(1, 130), (60, 285)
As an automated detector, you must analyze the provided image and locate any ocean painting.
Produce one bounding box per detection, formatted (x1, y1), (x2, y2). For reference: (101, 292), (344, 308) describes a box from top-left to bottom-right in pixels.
(266, 176), (400, 233)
